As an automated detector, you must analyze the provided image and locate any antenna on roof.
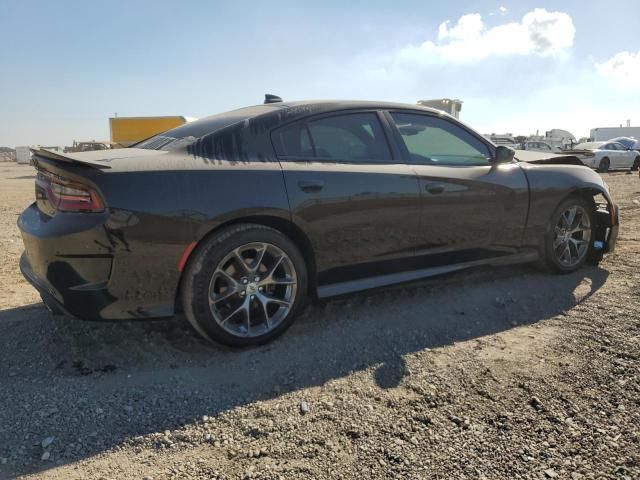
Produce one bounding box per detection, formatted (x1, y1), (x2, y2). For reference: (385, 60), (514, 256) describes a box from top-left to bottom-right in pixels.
(264, 94), (283, 104)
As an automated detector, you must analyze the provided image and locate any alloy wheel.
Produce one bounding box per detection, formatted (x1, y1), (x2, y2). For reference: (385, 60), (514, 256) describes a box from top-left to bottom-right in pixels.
(208, 242), (297, 338)
(553, 205), (591, 267)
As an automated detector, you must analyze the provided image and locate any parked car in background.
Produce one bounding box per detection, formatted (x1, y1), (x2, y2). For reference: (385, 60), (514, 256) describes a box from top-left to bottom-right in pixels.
(486, 134), (519, 148)
(64, 141), (113, 153)
(573, 141), (640, 171)
(19, 98), (618, 347)
(522, 140), (560, 153)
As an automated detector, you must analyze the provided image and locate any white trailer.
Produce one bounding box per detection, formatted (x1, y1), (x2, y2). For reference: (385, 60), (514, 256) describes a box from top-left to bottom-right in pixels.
(591, 126), (640, 141)
(15, 146), (32, 165)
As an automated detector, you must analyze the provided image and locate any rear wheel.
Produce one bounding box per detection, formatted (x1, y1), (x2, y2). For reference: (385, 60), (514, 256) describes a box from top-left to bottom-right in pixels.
(598, 157), (610, 172)
(632, 156), (640, 171)
(540, 196), (594, 273)
(181, 224), (308, 347)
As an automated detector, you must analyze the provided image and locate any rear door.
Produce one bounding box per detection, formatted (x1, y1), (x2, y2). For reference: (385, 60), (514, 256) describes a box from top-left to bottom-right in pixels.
(273, 111), (422, 285)
(387, 111), (530, 263)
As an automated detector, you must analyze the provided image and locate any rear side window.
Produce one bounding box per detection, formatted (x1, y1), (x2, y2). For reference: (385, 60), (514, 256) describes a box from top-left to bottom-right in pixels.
(391, 112), (492, 166)
(274, 112), (392, 162)
(276, 123), (314, 157)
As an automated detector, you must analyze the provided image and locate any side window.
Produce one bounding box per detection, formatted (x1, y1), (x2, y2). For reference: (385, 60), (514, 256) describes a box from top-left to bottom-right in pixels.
(390, 112), (492, 166)
(275, 123), (314, 157)
(274, 112), (392, 162)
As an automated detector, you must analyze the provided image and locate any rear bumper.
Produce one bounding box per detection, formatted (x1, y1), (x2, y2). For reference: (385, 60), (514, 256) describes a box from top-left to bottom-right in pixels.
(18, 202), (118, 321)
(20, 253), (78, 318)
(18, 202), (179, 321)
(20, 251), (118, 321)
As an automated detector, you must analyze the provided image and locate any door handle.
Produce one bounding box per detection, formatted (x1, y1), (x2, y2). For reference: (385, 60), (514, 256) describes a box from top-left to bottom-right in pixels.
(425, 183), (445, 194)
(298, 180), (324, 192)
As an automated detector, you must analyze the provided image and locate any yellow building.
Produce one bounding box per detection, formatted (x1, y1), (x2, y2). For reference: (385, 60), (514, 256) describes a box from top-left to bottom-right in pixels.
(109, 116), (192, 147)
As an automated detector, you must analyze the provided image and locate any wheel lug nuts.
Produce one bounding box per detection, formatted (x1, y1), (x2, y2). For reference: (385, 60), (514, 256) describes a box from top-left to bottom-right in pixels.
(250, 295), (255, 300)
(254, 276), (260, 282)
(242, 278), (248, 284)
(258, 287), (263, 292)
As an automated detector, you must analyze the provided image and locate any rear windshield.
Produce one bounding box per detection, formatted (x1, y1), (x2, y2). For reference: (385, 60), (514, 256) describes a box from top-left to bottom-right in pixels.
(136, 105), (276, 151)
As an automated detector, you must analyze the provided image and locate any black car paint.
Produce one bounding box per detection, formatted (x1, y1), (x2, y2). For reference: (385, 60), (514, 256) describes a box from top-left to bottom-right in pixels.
(18, 101), (619, 322)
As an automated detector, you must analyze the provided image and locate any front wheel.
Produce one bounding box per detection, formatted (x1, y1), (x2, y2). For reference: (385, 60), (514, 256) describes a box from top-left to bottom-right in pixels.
(540, 197), (594, 273)
(181, 224), (308, 347)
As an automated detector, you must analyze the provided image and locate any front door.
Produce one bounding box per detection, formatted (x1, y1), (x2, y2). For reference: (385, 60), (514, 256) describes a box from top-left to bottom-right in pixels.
(387, 111), (530, 264)
(272, 111), (422, 285)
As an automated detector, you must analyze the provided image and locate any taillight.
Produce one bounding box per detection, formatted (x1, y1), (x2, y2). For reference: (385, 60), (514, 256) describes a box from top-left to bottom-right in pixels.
(36, 172), (104, 213)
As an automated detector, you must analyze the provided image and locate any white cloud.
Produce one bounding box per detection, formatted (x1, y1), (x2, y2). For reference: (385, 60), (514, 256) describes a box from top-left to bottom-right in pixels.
(499, 6), (508, 13)
(596, 50), (640, 89)
(399, 8), (575, 63)
(438, 14), (484, 43)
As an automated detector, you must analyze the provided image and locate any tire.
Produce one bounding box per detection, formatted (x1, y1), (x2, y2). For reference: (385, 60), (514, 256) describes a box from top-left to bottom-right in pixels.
(539, 196), (595, 273)
(181, 224), (308, 347)
(598, 157), (610, 172)
(632, 156), (640, 171)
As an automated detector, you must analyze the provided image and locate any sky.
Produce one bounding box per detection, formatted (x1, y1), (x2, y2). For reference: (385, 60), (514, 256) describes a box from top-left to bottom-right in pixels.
(0, 0), (639, 147)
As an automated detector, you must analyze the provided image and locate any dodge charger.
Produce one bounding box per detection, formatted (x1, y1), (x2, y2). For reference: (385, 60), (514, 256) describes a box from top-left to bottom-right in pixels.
(18, 98), (619, 346)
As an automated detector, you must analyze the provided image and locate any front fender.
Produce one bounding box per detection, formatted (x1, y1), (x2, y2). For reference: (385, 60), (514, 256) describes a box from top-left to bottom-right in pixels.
(519, 163), (617, 250)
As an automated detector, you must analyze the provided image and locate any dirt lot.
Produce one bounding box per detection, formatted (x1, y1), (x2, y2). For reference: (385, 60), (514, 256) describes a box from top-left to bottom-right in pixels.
(0, 163), (638, 480)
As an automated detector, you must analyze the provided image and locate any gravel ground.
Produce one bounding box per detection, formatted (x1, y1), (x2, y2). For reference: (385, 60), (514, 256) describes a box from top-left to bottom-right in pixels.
(0, 163), (638, 480)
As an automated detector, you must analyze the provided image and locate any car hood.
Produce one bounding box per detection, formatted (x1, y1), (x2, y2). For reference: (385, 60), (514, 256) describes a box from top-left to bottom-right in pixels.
(514, 149), (593, 166)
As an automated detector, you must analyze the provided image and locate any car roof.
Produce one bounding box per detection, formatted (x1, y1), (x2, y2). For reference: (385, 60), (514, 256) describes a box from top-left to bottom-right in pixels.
(275, 99), (441, 113)
(157, 100), (447, 141)
(255, 100), (447, 123)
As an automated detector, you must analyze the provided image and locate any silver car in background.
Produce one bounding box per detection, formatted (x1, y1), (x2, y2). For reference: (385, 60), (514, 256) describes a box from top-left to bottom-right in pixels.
(574, 141), (640, 172)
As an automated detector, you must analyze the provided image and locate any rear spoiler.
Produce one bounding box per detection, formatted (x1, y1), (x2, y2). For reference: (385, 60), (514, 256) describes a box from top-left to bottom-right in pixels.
(31, 148), (112, 169)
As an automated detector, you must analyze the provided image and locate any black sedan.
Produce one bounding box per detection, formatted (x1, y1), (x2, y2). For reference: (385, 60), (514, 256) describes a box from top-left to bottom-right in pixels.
(19, 98), (619, 346)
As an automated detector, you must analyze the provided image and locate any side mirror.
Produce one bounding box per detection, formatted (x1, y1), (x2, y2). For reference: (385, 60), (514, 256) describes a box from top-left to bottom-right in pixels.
(493, 145), (515, 163)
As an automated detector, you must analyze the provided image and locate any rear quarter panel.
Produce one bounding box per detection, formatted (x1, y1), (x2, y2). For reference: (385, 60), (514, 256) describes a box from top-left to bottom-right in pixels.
(74, 158), (290, 318)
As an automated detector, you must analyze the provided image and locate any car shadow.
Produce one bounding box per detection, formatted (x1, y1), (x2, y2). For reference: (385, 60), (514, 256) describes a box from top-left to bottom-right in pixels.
(0, 264), (609, 476)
